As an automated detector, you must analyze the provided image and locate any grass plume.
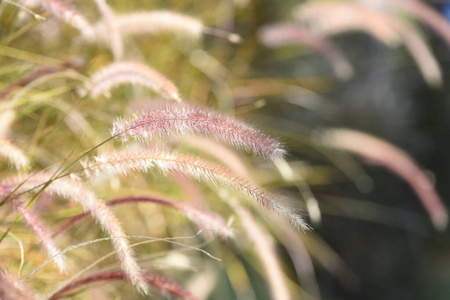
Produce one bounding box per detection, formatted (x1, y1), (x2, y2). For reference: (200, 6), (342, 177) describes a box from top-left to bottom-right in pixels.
(93, 0), (123, 61)
(294, 2), (400, 46)
(87, 61), (181, 102)
(315, 128), (448, 230)
(112, 101), (285, 160)
(394, 0), (450, 48)
(83, 149), (308, 230)
(0, 138), (28, 170)
(41, 0), (94, 38)
(294, 1), (442, 87)
(11, 198), (65, 272)
(92, 10), (203, 40)
(1, 173), (149, 293)
(0, 271), (36, 300)
(259, 23), (353, 80)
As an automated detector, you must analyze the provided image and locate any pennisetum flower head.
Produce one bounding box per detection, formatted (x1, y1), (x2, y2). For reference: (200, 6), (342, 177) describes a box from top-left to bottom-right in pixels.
(87, 61), (182, 102)
(89, 10), (241, 43)
(93, 10), (204, 40)
(0, 271), (37, 300)
(12, 198), (66, 272)
(314, 128), (448, 231)
(111, 101), (286, 160)
(41, 0), (95, 38)
(83, 148), (308, 230)
(1, 173), (149, 293)
(259, 23), (353, 80)
(0, 138), (28, 170)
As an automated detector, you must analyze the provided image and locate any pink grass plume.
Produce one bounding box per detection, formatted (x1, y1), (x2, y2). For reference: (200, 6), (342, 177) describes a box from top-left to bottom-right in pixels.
(93, 0), (123, 61)
(111, 101), (285, 160)
(0, 271), (37, 300)
(1, 173), (149, 293)
(394, 0), (450, 49)
(315, 128), (448, 230)
(294, 2), (401, 46)
(0, 184), (64, 271)
(91, 10), (241, 43)
(87, 61), (181, 102)
(0, 138), (28, 170)
(84, 149), (308, 230)
(259, 23), (353, 80)
(12, 198), (66, 272)
(41, 0), (94, 38)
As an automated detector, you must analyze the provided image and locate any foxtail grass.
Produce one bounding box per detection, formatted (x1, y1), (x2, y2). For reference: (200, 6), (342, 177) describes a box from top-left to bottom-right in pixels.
(1, 173), (149, 293)
(83, 148), (308, 230)
(316, 128), (448, 230)
(87, 61), (181, 102)
(112, 101), (285, 160)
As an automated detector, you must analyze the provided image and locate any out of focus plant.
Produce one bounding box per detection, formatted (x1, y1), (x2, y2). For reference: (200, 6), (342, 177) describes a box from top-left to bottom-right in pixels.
(0, 0), (448, 299)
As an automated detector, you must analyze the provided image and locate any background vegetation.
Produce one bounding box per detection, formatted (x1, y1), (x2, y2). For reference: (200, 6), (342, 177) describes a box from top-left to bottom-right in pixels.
(0, 0), (449, 299)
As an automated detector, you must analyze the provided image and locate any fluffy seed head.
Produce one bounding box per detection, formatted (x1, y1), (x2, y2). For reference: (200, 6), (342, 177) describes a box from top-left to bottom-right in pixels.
(394, 0), (450, 49)
(111, 101), (285, 160)
(294, 2), (400, 46)
(93, 0), (123, 60)
(88, 61), (181, 102)
(41, 0), (94, 38)
(92, 10), (204, 40)
(84, 149), (307, 229)
(0, 271), (36, 300)
(0, 138), (28, 170)
(315, 128), (448, 230)
(11, 198), (65, 272)
(1, 173), (148, 293)
(259, 23), (353, 80)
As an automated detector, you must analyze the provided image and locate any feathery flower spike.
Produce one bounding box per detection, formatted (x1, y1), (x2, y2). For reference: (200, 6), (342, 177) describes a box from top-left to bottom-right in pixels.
(1, 183), (61, 272)
(84, 149), (308, 230)
(0, 271), (36, 300)
(11, 198), (65, 272)
(94, 10), (203, 39)
(41, 0), (94, 38)
(1, 173), (149, 293)
(316, 129), (448, 230)
(394, 0), (450, 49)
(91, 10), (240, 43)
(0, 138), (28, 170)
(387, 18), (442, 87)
(88, 61), (181, 102)
(111, 101), (285, 160)
(93, 0), (123, 61)
(179, 135), (252, 179)
(259, 23), (353, 80)
(294, 2), (442, 87)
(294, 2), (401, 46)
